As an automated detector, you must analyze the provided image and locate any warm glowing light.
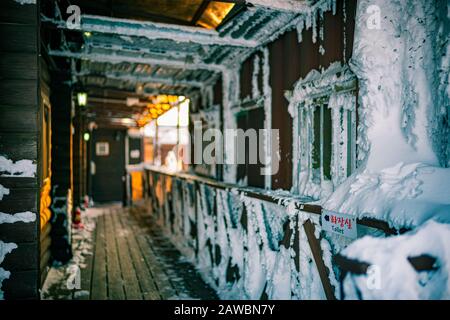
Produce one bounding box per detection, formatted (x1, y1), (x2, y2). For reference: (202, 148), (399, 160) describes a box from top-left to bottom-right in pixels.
(77, 92), (87, 106)
(143, 121), (156, 137)
(178, 99), (190, 127)
(197, 2), (235, 29)
(156, 99), (190, 127)
(136, 95), (187, 127)
(83, 132), (90, 141)
(84, 32), (92, 37)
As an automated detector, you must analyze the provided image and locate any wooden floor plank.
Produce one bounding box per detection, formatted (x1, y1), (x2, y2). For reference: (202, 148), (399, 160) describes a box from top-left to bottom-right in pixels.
(90, 213), (108, 300)
(111, 209), (143, 300)
(125, 209), (177, 299)
(76, 221), (95, 300)
(104, 211), (126, 300)
(116, 211), (161, 300)
(82, 204), (218, 300)
(133, 205), (219, 300)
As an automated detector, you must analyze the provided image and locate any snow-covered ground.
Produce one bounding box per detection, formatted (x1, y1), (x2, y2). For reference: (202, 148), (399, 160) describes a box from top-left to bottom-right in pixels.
(41, 207), (101, 299)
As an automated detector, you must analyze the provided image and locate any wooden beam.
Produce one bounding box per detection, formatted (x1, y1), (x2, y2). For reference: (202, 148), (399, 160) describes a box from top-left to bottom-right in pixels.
(41, 14), (258, 48)
(110, 2), (194, 26)
(75, 72), (205, 88)
(246, 0), (310, 12)
(48, 49), (223, 72)
(191, 0), (211, 26)
(303, 219), (336, 300)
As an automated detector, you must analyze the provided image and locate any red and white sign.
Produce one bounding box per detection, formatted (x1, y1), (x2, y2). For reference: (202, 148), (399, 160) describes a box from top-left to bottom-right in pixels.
(321, 210), (357, 239)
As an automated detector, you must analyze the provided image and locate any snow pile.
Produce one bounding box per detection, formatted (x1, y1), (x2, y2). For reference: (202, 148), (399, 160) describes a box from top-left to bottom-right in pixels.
(0, 211), (36, 224)
(0, 241), (17, 268)
(350, 0), (447, 170)
(0, 156), (36, 177)
(325, 162), (450, 229)
(323, 0), (450, 228)
(341, 220), (450, 299)
(0, 185), (9, 201)
(41, 207), (97, 299)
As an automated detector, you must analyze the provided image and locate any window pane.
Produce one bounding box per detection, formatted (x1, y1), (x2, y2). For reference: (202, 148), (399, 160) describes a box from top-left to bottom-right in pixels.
(323, 105), (332, 181)
(347, 110), (354, 177)
(312, 107), (321, 171)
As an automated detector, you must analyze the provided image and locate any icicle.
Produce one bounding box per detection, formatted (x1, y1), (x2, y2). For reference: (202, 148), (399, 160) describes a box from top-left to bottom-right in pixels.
(262, 47), (272, 189)
(296, 19), (305, 43)
(342, 0), (347, 62)
(319, 9), (325, 42)
(312, 10), (318, 44)
(252, 55), (261, 99)
(332, 0), (337, 15)
(319, 45), (325, 56)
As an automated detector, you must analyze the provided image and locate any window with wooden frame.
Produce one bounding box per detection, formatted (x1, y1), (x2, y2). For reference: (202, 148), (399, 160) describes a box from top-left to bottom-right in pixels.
(235, 103), (265, 188)
(190, 103), (221, 179)
(287, 63), (357, 200)
(233, 52), (267, 188)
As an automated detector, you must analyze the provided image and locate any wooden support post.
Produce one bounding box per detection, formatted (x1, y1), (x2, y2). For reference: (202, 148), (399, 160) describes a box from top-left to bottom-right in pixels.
(0, 0), (41, 299)
(303, 219), (336, 300)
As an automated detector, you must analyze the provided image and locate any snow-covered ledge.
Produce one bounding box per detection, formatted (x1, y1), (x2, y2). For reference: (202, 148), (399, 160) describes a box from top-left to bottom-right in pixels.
(323, 0), (450, 230)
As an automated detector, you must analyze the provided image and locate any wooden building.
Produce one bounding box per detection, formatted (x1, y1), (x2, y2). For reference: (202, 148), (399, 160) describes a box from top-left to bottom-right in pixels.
(0, 0), (448, 300)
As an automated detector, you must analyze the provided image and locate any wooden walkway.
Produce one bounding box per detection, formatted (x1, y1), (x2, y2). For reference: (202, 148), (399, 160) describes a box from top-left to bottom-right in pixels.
(43, 204), (218, 300)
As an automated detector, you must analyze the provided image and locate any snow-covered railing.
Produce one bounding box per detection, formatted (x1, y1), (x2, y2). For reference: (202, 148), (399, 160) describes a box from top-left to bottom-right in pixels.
(144, 166), (409, 299)
(333, 220), (449, 299)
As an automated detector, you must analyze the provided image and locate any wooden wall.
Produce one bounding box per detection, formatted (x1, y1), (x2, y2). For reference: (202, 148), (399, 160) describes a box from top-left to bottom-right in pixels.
(231, 0), (357, 190)
(0, 0), (41, 299)
(49, 72), (73, 264)
(268, 0), (356, 190)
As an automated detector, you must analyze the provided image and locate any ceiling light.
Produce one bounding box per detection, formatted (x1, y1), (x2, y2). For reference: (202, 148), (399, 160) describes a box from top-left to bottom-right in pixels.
(77, 92), (87, 106)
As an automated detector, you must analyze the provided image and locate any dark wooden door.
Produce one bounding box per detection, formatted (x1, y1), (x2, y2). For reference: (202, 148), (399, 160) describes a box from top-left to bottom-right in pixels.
(91, 129), (126, 202)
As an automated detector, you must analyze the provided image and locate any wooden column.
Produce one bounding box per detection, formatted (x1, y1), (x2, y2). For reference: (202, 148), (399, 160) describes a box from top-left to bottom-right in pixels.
(49, 72), (73, 264)
(73, 106), (84, 210)
(0, 0), (40, 299)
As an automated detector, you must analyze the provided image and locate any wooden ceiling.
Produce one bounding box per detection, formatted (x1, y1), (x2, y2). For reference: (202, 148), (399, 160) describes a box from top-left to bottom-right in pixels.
(41, 0), (316, 127)
(63, 0), (238, 28)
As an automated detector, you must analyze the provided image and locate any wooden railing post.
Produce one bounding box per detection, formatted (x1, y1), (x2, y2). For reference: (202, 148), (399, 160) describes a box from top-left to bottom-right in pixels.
(143, 167), (409, 301)
(303, 219), (336, 300)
